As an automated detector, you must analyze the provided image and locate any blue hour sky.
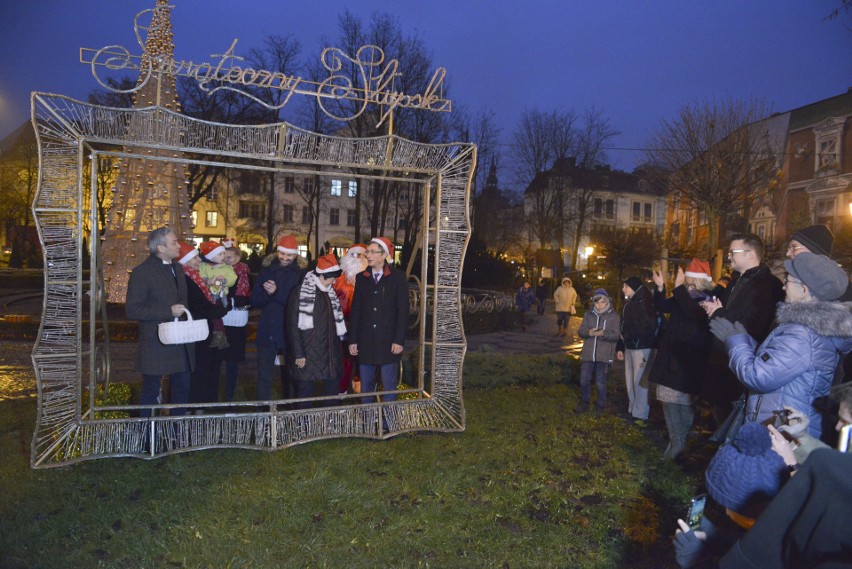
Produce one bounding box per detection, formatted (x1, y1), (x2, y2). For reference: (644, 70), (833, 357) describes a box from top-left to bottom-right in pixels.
(1, 0), (850, 175)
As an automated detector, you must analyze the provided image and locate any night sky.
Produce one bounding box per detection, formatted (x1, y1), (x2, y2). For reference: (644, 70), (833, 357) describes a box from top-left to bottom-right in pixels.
(1, 0), (850, 175)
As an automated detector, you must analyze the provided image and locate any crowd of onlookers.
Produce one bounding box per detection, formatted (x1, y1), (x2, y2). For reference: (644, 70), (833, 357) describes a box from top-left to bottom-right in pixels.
(535, 225), (852, 568)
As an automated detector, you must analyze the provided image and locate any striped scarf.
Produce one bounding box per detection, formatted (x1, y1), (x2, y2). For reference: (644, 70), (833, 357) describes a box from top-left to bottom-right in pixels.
(297, 271), (346, 336)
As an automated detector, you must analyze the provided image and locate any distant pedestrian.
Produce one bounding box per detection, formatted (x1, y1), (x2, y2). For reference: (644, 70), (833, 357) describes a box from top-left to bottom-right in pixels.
(515, 280), (536, 330)
(576, 288), (621, 414)
(554, 277), (578, 338)
(535, 279), (548, 315)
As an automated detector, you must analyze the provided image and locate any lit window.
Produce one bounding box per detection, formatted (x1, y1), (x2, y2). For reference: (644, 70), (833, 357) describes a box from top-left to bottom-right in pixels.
(348, 180), (358, 197)
(331, 180), (342, 196)
(206, 211), (218, 227)
(191, 210), (198, 227)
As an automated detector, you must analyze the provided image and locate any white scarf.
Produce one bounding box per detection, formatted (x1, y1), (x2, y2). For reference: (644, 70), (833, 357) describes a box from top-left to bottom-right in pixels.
(297, 271), (347, 336)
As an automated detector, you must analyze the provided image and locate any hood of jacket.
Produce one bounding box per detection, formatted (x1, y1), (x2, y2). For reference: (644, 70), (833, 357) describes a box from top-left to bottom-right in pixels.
(775, 300), (852, 338)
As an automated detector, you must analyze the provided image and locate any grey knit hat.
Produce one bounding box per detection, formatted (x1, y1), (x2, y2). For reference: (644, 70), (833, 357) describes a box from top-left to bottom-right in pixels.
(784, 252), (849, 301)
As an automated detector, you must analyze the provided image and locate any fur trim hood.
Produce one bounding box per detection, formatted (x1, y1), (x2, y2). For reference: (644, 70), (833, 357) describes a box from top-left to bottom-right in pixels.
(775, 300), (852, 338)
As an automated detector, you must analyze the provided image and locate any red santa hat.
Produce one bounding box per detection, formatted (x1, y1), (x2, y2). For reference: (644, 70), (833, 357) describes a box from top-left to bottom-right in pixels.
(370, 237), (394, 258)
(315, 253), (342, 276)
(221, 237), (236, 248)
(199, 240), (226, 261)
(347, 243), (367, 256)
(177, 241), (198, 265)
(684, 258), (712, 280)
(277, 235), (298, 254)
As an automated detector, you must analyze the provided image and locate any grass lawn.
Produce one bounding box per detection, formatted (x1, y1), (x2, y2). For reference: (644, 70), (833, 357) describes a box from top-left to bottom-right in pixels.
(0, 354), (698, 568)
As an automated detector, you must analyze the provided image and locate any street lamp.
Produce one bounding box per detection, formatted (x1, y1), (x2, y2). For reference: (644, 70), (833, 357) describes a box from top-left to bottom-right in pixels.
(584, 245), (594, 271)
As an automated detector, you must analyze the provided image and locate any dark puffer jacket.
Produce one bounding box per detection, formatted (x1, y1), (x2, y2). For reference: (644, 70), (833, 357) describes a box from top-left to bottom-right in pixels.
(649, 285), (710, 395)
(725, 300), (852, 438)
(618, 284), (657, 351)
(285, 280), (342, 383)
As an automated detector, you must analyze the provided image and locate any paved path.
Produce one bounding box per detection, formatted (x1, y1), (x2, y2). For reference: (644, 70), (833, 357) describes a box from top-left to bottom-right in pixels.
(465, 302), (582, 356)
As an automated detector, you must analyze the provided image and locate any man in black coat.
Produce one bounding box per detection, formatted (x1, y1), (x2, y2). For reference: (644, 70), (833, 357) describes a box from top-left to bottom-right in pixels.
(701, 233), (784, 425)
(250, 235), (302, 400)
(349, 237), (409, 403)
(125, 227), (194, 417)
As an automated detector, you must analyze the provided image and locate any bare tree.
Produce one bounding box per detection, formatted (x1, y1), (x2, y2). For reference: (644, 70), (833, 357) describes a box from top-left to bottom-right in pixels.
(575, 107), (620, 168)
(644, 96), (777, 260)
(512, 108), (578, 185)
(0, 136), (40, 267)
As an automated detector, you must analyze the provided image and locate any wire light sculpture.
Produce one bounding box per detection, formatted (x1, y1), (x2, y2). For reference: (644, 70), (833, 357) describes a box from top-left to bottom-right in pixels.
(30, 94), (475, 467)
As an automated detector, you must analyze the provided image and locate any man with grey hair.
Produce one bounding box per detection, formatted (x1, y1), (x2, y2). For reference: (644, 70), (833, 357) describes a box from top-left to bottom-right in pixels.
(125, 227), (194, 417)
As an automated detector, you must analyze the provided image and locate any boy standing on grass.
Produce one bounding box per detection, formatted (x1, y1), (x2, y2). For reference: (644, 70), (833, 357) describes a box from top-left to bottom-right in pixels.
(576, 288), (621, 415)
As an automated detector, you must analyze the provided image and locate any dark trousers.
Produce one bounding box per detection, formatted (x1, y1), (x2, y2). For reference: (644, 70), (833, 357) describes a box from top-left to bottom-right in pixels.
(141, 371), (190, 417)
(580, 361), (610, 409)
(359, 362), (399, 404)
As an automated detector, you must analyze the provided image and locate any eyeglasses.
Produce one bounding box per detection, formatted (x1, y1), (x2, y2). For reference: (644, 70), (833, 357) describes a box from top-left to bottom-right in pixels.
(787, 244), (803, 252)
(365, 249), (384, 255)
(727, 249), (751, 258)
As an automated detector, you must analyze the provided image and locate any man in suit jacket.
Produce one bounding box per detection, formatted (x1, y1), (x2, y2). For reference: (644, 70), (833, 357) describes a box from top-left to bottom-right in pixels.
(349, 237), (409, 404)
(125, 227), (195, 417)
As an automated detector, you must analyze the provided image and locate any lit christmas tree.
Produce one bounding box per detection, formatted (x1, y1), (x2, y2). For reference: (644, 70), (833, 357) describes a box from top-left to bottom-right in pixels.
(102, 0), (192, 303)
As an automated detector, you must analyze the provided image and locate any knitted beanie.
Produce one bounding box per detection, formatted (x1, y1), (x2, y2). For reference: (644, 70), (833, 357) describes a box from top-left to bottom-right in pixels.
(791, 225), (834, 257)
(623, 276), (643, 293)
(705, 422), (787, 513)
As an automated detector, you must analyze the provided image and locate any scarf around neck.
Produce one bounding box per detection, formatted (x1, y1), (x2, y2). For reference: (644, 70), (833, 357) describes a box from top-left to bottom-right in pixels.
(297, 271), (347, 336)
(184, 265), (215, 304)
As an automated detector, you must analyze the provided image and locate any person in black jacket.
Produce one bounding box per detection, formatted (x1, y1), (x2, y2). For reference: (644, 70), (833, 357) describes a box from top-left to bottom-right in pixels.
(125, 227), (193, 417)
(701, 233), (784, 427)
(349, 237), (409, 405)
(249, 235), (302, 400)
(650, 260), (713, 459)
(617, 276), (658, 424)
(285, 254), (346, 408)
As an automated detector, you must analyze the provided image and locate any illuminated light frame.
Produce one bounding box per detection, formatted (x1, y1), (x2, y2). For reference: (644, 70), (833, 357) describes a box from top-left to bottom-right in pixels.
(29, 93), (474, 468)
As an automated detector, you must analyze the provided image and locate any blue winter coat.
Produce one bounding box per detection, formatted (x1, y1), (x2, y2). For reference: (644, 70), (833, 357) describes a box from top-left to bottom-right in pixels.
(515, 286), (536, 312)
(725, 300), (852, 438)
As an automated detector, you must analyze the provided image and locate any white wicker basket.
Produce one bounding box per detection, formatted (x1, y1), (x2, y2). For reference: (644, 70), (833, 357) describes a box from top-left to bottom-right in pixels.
(222, 307), (249, 327)
(158, 307), (209, 345)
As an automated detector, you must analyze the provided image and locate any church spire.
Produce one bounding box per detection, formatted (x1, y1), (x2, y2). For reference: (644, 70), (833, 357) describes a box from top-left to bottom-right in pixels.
(485, 155), (498, 192)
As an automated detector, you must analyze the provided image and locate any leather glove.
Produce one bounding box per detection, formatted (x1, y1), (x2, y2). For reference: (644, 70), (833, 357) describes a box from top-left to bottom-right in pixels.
(709, 318), (747, 342)
(778, 406), (809, 439)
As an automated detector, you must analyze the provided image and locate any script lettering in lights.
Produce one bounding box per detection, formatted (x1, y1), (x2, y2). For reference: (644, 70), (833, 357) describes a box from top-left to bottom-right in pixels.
(80, 6), (452, 129)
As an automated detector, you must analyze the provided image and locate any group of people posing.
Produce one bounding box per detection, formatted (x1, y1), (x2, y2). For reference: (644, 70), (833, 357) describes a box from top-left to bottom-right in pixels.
(126, 227), (408, 415)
